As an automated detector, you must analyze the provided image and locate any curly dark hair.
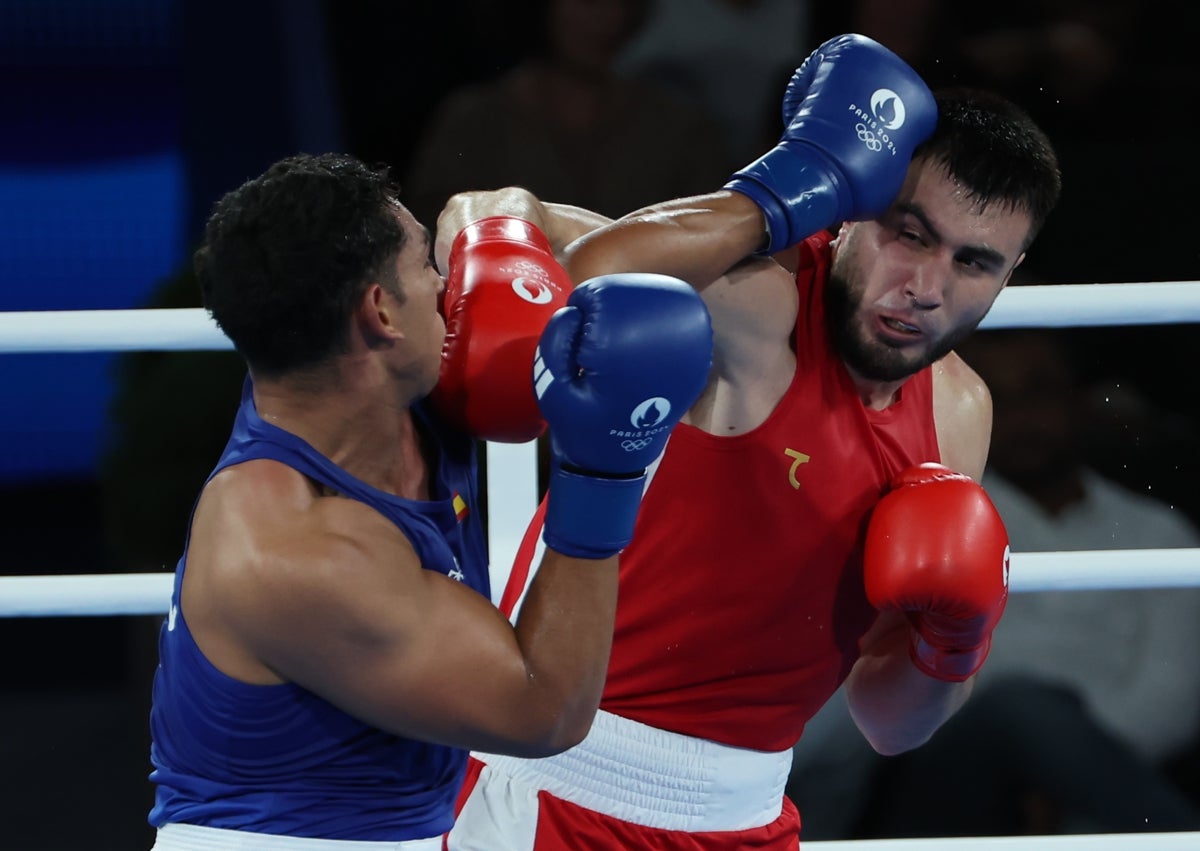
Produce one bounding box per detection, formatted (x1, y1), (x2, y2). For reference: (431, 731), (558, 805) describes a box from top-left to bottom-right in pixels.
(195, 152), (407, 376)
(916, 88), (1062, 249)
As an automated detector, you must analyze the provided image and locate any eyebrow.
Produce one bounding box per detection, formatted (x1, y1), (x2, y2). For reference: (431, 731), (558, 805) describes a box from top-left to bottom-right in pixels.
(894, 201), (1008, 270)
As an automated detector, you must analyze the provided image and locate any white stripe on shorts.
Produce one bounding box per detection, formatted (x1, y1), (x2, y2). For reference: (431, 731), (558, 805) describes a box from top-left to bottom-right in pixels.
(152, 823), (443, 851)
(473, 708), (792, 832)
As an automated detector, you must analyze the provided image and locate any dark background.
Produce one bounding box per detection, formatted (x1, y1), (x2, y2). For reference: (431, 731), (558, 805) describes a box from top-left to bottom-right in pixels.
(1, 1), (1197, 847)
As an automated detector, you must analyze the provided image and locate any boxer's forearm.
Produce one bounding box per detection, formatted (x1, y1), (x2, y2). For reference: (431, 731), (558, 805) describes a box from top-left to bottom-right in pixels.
(434, 189), (611, 274)
(844, 612), (973, 755)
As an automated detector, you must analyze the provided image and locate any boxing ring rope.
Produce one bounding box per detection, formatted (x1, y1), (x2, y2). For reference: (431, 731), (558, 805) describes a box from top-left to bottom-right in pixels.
(3, 547), (1199, 618)
(4, 285), (1200, 850)
(0, 281), (1199, 354)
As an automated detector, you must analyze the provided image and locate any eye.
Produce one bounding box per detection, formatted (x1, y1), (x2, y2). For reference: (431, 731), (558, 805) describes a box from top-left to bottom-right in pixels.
(955, 252), (997, 274)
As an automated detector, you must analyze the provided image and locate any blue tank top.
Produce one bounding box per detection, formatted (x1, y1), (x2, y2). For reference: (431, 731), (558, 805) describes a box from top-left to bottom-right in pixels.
(148, 378), (489, 840)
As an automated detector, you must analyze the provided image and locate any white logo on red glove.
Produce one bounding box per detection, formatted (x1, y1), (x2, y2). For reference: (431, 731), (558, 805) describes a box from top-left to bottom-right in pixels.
(511, 276), (555, 305)
(1002, 544), (1011, 588)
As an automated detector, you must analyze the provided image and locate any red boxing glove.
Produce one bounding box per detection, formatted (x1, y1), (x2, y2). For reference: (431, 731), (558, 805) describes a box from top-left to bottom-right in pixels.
(863, 463), (1010, 682)
(429, 216), (571, 442)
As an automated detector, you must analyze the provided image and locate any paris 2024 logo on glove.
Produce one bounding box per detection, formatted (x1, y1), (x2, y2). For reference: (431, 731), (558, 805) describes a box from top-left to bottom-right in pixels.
(849, 88), (909, 155)
(612, 398), (672, 453)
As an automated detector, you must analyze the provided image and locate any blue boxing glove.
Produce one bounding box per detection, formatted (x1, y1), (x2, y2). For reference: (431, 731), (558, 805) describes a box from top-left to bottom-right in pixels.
(534, 273), (713, 559)
(726, 33), (937, 254)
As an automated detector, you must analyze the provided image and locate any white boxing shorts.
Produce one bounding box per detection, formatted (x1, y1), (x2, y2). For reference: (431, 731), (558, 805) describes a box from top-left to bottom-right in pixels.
(446, 709), (800, 851)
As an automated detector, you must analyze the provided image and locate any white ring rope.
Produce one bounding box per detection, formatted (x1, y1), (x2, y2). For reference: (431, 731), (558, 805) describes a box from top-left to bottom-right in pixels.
(977, 281), (1200, 329)
(0, 281), (1199, 354)
(0, 307), (230, 353)
(807, 832), (1200, 850)
(3, 548), (1198, 618)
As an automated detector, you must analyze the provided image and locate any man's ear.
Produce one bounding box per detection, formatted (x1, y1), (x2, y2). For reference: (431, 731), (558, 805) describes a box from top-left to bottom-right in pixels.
(357, 283), (402, 343)
(828, 221), (850, 256)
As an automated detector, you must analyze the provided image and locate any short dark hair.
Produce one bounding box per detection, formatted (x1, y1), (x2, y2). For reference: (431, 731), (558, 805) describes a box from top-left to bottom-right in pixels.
(915, 88), (1062, 249)
(195, 152), (407, 376)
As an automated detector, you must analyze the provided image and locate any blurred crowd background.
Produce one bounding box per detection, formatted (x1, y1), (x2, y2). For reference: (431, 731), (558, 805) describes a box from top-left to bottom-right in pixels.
(1, 1), (1198, 847)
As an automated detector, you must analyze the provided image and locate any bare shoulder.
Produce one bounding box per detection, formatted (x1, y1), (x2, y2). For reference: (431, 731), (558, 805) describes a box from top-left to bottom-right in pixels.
(704, 255), (798, 339)
(682, 256), (799, 435)
(184, 460), (420, 681)
(202, 459), (415, 607)
(932, 352), (993, 480)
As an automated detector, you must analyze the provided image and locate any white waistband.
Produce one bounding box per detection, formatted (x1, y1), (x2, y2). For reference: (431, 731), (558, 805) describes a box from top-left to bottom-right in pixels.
(475, 709), (792, 832)
(152, 823), (443, 851)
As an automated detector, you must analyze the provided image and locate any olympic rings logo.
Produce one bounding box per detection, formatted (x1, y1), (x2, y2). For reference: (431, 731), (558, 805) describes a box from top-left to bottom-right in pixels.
(856, 124), (882, 152)
(621, 438), (654, 452)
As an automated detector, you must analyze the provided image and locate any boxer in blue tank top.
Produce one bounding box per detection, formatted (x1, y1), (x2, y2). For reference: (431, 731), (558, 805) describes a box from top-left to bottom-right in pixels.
(145, 154), (711, 848)
(149, 379), (487, 839)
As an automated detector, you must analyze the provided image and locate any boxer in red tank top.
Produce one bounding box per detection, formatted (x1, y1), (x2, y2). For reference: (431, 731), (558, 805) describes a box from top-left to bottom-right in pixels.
(439, 80), (1061, 850)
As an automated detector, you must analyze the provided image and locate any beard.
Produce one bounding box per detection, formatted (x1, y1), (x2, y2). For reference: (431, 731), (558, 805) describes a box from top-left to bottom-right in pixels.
(824, 268), (983, 383)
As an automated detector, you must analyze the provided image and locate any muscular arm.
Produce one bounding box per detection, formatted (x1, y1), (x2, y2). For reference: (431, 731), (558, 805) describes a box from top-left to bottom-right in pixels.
(562, 191), (771, 291)
(434, 188), (614, 272)
(845, 352), (995, 754)
(436, 187), (774, 292)
(184, 461), (617, 758)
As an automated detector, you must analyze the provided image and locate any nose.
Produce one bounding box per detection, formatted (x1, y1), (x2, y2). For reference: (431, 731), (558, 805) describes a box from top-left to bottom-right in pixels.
(904, 260), (944, 311)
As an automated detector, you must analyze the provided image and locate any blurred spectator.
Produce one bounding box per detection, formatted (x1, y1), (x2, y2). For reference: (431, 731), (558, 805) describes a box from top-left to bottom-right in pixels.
(98, 265), (245, 573)
(962, 328), (1200, 769)
(826, 1), (1139, 112)
(790, 328), (1200, 839)
(401, 0), (731, 227)
(614, 0), (810, 165)
(322, 1), (483, 183)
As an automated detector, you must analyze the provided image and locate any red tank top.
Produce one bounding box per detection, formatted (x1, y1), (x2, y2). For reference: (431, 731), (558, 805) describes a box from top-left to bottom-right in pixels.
(599, 232), (941, 751)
